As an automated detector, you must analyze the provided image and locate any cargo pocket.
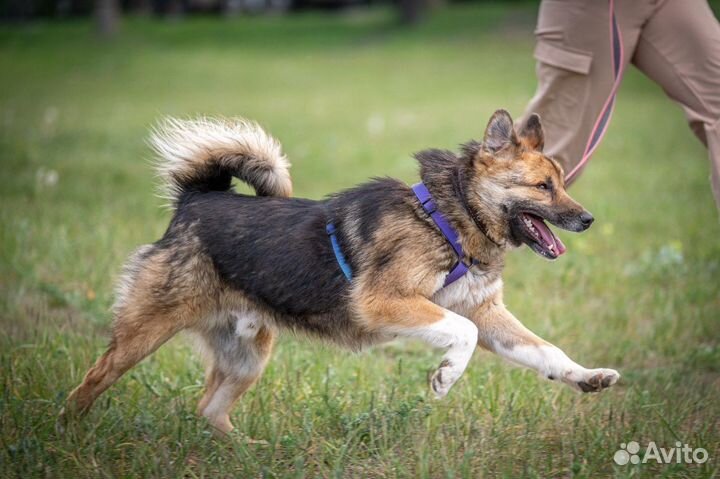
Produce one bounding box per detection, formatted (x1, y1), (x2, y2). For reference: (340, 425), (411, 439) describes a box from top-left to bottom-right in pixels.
(534, 41), (592, 75)
(532, 40), (594, 129)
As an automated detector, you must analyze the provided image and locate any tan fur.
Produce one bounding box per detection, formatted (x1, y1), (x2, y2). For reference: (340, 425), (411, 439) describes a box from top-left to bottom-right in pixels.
(356, 293), (446, 329)
(197, 366), (224, 414)
(197, 326), (275, 434)
(461, 149), (584, 256)
(65, 231), (216, 412)
(468, 290), (547, 351)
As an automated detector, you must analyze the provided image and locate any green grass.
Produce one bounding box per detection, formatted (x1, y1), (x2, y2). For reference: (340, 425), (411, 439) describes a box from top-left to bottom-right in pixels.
(1, 3), (719, 478)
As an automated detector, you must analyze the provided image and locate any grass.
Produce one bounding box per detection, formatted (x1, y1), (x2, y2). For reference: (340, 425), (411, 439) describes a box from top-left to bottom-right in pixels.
(1, 3), (719, 477)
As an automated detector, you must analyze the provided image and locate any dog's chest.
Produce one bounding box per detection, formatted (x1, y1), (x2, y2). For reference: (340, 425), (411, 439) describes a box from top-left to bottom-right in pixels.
(431, 271), (502, 315)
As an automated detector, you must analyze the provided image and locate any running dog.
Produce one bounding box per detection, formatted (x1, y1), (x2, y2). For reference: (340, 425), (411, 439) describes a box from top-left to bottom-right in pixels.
(63, 110), (620, 434)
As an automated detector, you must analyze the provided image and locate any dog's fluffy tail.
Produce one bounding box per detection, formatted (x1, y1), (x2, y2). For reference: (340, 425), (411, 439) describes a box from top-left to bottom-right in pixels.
(151, 117), (292, 206)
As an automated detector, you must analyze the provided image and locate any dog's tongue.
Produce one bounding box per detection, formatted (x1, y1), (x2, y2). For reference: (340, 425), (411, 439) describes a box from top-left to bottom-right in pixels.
(528, 215), (566, 255)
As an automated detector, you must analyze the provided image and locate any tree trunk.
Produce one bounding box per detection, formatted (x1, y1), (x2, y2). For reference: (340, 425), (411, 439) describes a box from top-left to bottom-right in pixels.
(153, 0), (186, 17)
(129, 0), (154, 15)
(95, 0), (120, 37)
(398, 0), (426, 25)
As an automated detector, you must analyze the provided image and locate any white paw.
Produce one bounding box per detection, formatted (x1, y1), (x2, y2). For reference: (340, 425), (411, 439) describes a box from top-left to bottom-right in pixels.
(569, 368), (620, 393)
(429, 362), (460, 399)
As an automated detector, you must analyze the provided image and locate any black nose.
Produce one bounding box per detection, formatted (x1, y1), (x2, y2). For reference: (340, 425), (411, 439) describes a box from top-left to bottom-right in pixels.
(580, 211), (594, 230)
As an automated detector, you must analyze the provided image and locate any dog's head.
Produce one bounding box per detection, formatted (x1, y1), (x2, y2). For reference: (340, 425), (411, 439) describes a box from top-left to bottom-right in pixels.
(462, 109), (593, 259)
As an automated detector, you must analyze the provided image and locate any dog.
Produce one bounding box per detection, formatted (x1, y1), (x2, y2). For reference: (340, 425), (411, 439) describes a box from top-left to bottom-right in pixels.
(63, 109), (620, 434)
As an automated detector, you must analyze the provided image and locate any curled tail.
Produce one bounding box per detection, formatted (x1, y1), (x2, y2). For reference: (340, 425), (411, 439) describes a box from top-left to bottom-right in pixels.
(151, 117), (292, 206)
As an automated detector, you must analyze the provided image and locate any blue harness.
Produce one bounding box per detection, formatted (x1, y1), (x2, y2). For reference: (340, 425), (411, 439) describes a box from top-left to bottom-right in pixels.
(326, 182), (472, 287)
(326, 221), (353, 280)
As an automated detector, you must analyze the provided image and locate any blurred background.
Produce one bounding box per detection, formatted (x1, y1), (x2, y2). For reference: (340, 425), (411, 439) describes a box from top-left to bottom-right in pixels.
(1, 1), (719, 478)
(2, 0), (532, 27)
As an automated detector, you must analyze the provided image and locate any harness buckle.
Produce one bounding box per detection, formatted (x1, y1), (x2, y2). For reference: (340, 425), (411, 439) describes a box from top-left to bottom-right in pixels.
(423, 199), (438, 215)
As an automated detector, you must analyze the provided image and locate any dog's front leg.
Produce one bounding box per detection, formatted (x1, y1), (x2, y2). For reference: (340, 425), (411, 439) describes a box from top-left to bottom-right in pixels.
(470, 295), (620, 393)
(358, 293), (479, 398)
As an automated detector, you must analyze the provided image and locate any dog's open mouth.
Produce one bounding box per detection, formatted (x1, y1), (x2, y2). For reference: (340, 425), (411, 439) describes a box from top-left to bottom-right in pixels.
(518, 212), (566, 259)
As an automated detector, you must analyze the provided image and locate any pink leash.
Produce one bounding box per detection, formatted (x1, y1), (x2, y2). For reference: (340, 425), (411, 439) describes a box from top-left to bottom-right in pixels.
(565, 0), (625, 184)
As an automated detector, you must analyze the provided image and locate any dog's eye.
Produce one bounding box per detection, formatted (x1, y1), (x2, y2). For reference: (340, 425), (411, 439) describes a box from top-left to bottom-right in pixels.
(536, 182), (549, 190)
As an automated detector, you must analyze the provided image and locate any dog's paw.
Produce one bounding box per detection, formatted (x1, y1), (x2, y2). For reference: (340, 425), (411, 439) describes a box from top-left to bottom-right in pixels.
(429, 360), (458, 399)
(574, 368), (620, 393)
(430, 368), (451, 399)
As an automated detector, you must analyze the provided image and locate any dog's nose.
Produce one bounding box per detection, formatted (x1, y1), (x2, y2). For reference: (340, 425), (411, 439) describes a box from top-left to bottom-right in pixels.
(580, 211), (594, 230)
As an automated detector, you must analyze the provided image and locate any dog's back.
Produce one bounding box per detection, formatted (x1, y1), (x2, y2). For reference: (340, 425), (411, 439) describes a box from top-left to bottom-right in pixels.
(172, 191), (345, 316)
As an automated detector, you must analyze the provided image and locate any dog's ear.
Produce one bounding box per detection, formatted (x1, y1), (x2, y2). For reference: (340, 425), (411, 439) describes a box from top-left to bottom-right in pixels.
(483, 109), (519, 155)
(518, 113), (544, 152)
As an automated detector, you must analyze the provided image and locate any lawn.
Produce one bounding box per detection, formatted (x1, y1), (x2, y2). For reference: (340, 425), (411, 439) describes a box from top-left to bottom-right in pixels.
(1, 3), (719, 478)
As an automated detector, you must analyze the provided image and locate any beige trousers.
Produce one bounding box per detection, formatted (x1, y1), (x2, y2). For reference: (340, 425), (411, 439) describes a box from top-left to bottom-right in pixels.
(521, 0), (720, 210)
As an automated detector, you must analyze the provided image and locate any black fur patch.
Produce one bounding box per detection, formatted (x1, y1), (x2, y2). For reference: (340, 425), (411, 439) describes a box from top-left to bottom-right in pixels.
(175, 191), (348, 317)
(166, 179), (417, 339)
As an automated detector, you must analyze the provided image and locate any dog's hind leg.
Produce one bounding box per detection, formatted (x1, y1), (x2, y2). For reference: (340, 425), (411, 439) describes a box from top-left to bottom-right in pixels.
(63, 244), (210, 416)
(197, 364), (225, 415)
(64, 307), (185, 415)
(195, 314), (275, 434)
(357, 294), (479, 399)
(471, 295), (620, 393)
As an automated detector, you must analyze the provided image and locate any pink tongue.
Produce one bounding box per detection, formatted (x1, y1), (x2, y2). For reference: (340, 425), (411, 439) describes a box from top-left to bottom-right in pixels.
(528, 215), (566, 256)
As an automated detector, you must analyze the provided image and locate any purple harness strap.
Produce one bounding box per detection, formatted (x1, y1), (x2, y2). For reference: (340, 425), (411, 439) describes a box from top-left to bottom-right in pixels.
(412, 182), (470, 287)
